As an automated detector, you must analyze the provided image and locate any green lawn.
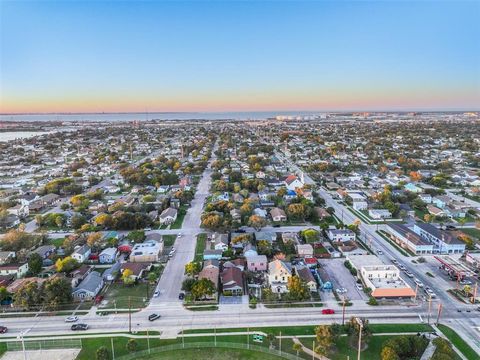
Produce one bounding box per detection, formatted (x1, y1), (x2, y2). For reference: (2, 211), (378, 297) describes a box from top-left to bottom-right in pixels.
(136, 348), (282, 360)
(437, 324), (479, 360)
(163, 235), (176, 247)
(194, 233), (207, 262)
(101, 282), (154, 309)
(461, 228), (480, 240)
(171, 207), (187, 229)
(48, 237), (66, 247)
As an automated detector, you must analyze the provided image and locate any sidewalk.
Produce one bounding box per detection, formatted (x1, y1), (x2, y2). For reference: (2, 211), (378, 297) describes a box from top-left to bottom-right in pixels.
(292, 337), (329, 360)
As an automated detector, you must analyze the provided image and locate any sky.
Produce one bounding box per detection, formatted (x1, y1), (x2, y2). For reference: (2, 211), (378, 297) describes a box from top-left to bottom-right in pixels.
(1, 0), (479, 113)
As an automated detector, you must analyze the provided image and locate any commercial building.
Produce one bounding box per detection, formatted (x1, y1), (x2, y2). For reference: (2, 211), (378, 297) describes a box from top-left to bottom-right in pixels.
(385, 224), (434, 255)
(413, 223), (466, 254)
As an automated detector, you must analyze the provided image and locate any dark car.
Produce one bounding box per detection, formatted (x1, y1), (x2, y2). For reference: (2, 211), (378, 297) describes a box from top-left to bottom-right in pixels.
(0, 326), (7, 333)
(446, 225), (456, 230)
(148, 313), (161, 321)
(178, 292), (185, 300)
(71, 323), (89, 331)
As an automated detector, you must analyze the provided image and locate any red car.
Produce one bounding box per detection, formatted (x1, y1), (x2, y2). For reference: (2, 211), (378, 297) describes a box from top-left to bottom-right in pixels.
(322, 309), (335, 315)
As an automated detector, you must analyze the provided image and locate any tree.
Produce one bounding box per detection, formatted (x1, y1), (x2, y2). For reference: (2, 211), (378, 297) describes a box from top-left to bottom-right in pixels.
(71, 214), (87, 229)
(122, 269), (135, 285)
(257, 240), (272, 256)
(184, 262), (201, 276)
(28, 253), (43, 275)
(287, 203), (306, 220)
(409, 171), (422, 182)
(190, 278), (215, 300)
(346, 317), (371, 347)
(42, 277), (72, 310)
(302, 229), (319, 243)
(231, 234), (250, 245)
(95, 346), (109, 360)
(381, 346), (400, 360)
(87, 232), (103, 248)
(314, 325), (334, 355)
(201, 213), (223, 230)
(248, 215), (267, 230)
(182, 277), (196, 292)
(126, 339), (138, 353)
(292, 342), (302, 357)
(95, 213), (113, 228)
(1, 230), (40, 252)
(424, 214), (433, 223)
(14, 281), (41, 310)
(287, 276), (309, 301)
(55, 256), (79, 273)
(127, 230), (145, 243)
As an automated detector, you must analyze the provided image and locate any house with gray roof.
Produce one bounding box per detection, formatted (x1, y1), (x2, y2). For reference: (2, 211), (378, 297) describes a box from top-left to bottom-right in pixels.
(72, 271), (104, 301)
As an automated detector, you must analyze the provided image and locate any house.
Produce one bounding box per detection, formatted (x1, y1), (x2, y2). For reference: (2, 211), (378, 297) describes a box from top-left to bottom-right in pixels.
(210, 233), (229, 251)
(296, 244), (314, 257)
(432, 196), (451, 209)
(223, 258), (245, 272)
(103, 261), (121, 282)
(7, 204), (29, 218)
(270, 207), (287, 222)
(220, 267), (244, 296)
(268, 259), (292, 293)
(0, 251), (15, 265)
(413, 223), (466, 254)
(198, 262), (219, 299)
(254, 231), (276, 243)
(203, 249), (223, 261)
(0, 263), (29, 278)
(246, 255), (267, 272)
(159, 207), (178, 225)
(427, 205), (445, 217)
(71, 245), (91, 264)
(404, 183), (422, 193)
(242, 244), (258, 257)
(71, 265), (92, 287)
(368, 209), (392, 220)
(130, 241), (163, 262)
(120, 262), (152, 280)
(72, 271), (104, 301)
(284, 175), (304, 191)
(295, 266), (317, 292)
(282, 232), (299, 244)
(230, 208), (242, 221)
(418, 194), (432, 203)
(99, 247), (118, 264)
(328, 229), (356, 243)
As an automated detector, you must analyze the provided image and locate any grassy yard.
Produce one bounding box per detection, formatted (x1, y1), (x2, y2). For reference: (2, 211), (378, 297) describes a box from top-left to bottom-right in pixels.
(136, 348), (282, 360)
(461, 228), (480, 240)
(194, 233), (207, 262)
(101, 282), (154, 309)
(437, 324), (479, 360)
(163, 234), (176, 247)
(170, 207), (187, 229)
(48, 237), (66, 247)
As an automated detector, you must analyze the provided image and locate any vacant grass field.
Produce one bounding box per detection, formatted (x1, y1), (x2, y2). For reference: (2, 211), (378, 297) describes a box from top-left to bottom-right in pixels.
(102, 282), (154, 309)
(136, 348), (282, 360)
(194, 233), (207, 262)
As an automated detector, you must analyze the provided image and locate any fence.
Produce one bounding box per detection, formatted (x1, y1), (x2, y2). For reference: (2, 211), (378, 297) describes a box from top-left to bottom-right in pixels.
(6, 338), (82, 351)
(115, 341), (299, 360)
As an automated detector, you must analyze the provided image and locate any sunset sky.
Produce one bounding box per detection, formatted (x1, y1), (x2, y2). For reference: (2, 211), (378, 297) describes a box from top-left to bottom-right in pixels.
(1, 1), (479, 113)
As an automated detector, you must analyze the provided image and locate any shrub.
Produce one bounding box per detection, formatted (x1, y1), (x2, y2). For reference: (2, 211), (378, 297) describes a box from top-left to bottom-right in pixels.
(95, 346), (109, 360)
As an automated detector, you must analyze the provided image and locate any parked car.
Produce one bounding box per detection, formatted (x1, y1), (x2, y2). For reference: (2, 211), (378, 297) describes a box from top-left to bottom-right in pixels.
(376, 249), (383, 255)
(148, 313), (161, 321)
(335, 288), (347, 294)
(405, 271), (414, 278)
(356, 284), (363, 291)
(460, 279), (472, 285)
(178, 292), (185, 300)
(0, 326), (7, 334)
(168, 248), (176, 257)
(65, 316), (79, 322)
(446, 225), (456, 230)
(414, 278), (424, 288)
(322, 309), (335, 315)
(153, 290), (160, 297)
(71, 323), (89, 331)
(391, 258), (398, 264)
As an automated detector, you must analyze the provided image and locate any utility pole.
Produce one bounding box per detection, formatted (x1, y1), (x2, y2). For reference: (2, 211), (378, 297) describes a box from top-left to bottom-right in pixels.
(128, 296), (132, 333)
(472, 283), (478, 304)
(111, 338), (115, 360)
(342, 296), (346, 326)
(414, 284), (419, 303)
(427, 294), (432, 325)
(435, 303), (443, 325)
(312, 340), (315, 360)
(279, 331), (282, 354)
(147, 329), (151, 354)
(356, 318), (363, 360)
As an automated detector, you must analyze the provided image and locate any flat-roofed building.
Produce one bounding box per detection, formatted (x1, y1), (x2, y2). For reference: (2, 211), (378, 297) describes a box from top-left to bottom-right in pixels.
(361, 265), (415, 299)
(385, 224), (434, 255)
(413, 223), (466, 254)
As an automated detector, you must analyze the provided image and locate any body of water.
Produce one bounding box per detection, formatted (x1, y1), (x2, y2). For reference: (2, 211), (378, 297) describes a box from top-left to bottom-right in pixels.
(0, 131), (53, 142)
(0, 111), (323, 122)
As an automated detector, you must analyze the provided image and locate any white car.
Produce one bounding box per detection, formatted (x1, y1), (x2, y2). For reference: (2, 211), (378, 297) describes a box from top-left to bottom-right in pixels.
(414, 278), (424, 288)
(376, 249), (383, 255)
(335, 288), (347, 294)
(168, 248), (176, 257)
(65, 316), (79, 323)
(405, 271), (414, 278)
(356, 284), (363, 291)
(153, 290), (160, 297)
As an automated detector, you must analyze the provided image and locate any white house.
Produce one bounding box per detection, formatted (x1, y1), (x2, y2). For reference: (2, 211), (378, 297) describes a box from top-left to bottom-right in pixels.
(328, 229), (356, 242)
(99, 247), (118, 264)
(159, 207), (178, 225)
(368, 209), (392, 219)
(71, 245), (91, 264)
(284, 175), (304, 191)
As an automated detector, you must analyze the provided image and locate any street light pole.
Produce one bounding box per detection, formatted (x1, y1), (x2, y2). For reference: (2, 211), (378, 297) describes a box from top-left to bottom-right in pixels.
(356, 318), (363, 360)
(427, 294), (432, 325)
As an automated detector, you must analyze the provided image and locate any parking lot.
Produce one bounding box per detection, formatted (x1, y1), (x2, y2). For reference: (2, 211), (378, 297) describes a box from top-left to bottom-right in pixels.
(318, 258), (368, 301)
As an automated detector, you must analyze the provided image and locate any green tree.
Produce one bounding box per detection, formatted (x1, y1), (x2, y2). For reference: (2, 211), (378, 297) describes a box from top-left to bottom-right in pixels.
(302, 229), (319, 243)
(14, 281), (41, 310)
(292, 342), (302, 357)
(95, 346), (109, 360)
(248, 215), (267, 230)
(122, 268), (135, 285)
(314, 325), (334, 355)
(381, 346), (400, 360)
(42, 277), (72, 310)
(28, 253), (43, 275)
(71, 214), (87, 229)
(126, 339), (138, 353)
(127, 230), (145, 243)
(286, 276), (310, 301)
(190, 278), (216, 300)
(0, 287), (10, 302)
(184, 262), (201, 276)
